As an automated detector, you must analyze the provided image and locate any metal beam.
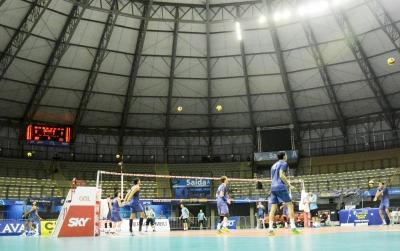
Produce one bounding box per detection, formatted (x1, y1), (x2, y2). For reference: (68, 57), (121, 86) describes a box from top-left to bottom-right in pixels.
(239, 39), (256, 149)
(0, 0), (52, 80)
(206, 0), (213, 157)
(299, 17), (347, 137)
(72, 1), (118, 143)
(23, 2), (88, 123)
(264, 0), (301, 143)
(118, 0), (153, 148)
(331, 5), (396, 130)
(164, 7), (179, 162)
(63, 0), (265, 24)
(0, 0), (7, 8)
(364, 0), (400, 54)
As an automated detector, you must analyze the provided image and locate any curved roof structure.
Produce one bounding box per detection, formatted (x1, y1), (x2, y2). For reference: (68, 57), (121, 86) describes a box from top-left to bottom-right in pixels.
(0, 0), (399, 142)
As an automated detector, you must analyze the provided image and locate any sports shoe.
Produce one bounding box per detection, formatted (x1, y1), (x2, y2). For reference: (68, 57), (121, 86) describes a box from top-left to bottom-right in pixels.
(153, 229), (156, 232)
(221, 227), (230, 233)
(216, 230), (223, 235)
(33, 231), (39, 236)
(381, 223), (387, 226)
(291, 229), (301, 235)
(268, 230), (275, 236)
(20, 232), (26, 236)
(145, 230), (148, 232)
(129, 230), (134, 236)
(390, 220), (394, 226)
(139, 231), (147, 235)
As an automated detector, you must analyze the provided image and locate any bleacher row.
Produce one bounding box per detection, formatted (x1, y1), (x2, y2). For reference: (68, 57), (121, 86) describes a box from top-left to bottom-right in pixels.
(0, 146), (399, 200)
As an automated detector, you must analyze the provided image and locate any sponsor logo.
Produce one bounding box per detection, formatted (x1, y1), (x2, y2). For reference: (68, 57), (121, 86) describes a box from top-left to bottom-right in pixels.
(79, 196), (91, 201)
(68, 218), (91, 227)
(0, 223), (24, 233)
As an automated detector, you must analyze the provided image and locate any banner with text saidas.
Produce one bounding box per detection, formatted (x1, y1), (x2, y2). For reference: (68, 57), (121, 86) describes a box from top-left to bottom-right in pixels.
(171, 178), (213, 188)
(254, 150), (299, 162)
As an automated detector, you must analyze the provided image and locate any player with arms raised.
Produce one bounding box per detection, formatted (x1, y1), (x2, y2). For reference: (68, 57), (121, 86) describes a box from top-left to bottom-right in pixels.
(268, 151), (300, 236)
(125, 178), (145, 235)
(216, 176), (231, 234)
(373, 182), (394, 226)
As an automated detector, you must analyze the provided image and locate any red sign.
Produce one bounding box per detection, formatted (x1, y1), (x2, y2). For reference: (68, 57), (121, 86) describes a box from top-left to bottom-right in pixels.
(58, 205), (94, 237)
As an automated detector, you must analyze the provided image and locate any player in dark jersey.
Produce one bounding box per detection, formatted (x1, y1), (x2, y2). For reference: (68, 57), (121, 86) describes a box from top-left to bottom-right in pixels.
(20, 202), (43, 236)
(105, 194), (112, 234)
(373, 182), (394, 226)
(125, 178), (145, 235)
(268, 151), (300, 236)
(110, 191), (124, 234)
(216, 176), (231, 234)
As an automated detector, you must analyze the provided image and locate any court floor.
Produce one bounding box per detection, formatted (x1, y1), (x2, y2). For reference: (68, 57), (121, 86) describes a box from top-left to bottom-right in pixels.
(2, 226), (400, 251)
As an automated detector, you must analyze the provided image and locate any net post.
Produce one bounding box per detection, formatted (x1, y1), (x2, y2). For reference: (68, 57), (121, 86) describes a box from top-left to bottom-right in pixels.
(121, 172), (124, 199)
(96, 170), (100, 188)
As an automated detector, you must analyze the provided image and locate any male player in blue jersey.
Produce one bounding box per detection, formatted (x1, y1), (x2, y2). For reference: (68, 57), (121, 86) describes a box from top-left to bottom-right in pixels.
(373, 182), (394, 226)
(21, 201), (43, 236)
(216, 176), (231, 234)
(268, 151), (300, 236)
(125, 178), (145, 235)
(257, 202), (266, 229)
(197, 209), (207, 230)
(179, 204), (190, 230)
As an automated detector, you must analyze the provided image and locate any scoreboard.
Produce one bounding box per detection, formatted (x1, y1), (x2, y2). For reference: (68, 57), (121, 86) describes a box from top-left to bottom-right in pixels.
(26, 125), (71, 146)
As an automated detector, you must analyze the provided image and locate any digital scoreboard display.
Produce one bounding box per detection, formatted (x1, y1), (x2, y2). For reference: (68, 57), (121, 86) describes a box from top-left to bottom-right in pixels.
(26, 125), (71, 146)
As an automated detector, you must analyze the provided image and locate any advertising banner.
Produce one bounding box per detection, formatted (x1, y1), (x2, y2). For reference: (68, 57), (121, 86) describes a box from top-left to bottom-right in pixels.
(254, 150), (299, 162)
(100, 219), (170, 234)
(0, 220), (27, 236)
(214, 216), (240, 230)
(171, 178), (213, 188)
(40, 221), (56, 235)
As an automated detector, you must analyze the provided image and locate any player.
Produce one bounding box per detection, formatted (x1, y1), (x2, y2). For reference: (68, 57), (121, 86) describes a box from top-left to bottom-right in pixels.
(308, 191), (319, 228)
(20, 202), (43, 236)
(198, 209), (207, 230)
(179, 204), (190, 231)
(256, 202), (266, 229)
(373, 182), (394, 226)
(150, 207), (156, 232)
(145, 205), (155, 232)
(104, 194), (112, 234)
(110, 191), (124, 234)
(216, 176), (231, 234)
(125, 178), (145, 235)
(268, 151), (300, 236)
(280, 203), (289, 229)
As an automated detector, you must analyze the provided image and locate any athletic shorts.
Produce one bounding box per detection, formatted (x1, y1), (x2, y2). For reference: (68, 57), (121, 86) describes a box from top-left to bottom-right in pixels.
(106, 211), (112, 220)
(310, 209), (318, 217)
(111, 211), (122, 222)
(379, 201), (390, 210)
(270, 190), (292, 204)
(130, 204), (144, 213)
(199, 220), (204, 225)
(146, 218), (154, 226)
(182, 218), (188, 223)
(258, 213), (264, 219)
(217, 202), (229, 215)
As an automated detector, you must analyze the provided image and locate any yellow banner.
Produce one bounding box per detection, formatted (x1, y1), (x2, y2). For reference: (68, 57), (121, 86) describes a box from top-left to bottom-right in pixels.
(41, 221), (56, 235)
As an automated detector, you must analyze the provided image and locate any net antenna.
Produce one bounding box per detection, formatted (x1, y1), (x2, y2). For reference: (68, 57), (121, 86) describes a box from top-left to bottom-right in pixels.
(120, 154), (124, 199)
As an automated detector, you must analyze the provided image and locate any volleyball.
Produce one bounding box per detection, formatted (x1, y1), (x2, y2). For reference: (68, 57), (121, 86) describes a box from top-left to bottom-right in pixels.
(368, 180), (374, 187)
(177, 106), (183, 112)
(116, 154), (120, 159)
(216, 105), (222, 111)
(27, 152), (32, 157)
(387, 58), (395, 66)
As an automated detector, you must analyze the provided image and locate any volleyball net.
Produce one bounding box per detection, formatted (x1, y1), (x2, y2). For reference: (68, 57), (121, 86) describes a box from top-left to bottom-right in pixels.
(95, 170), (305, 203)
